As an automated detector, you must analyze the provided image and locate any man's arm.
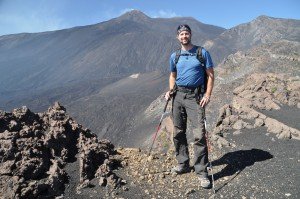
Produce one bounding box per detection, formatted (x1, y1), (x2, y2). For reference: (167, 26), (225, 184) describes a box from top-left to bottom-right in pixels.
(169, 72), (177, 90)
(205, 68), (214, 98)
(165, 72), (177, 100)
(200, 68), (214, 107)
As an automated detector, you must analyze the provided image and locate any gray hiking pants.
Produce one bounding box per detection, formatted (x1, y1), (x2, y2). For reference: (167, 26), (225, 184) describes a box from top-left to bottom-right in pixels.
(172, 89), (208, 177)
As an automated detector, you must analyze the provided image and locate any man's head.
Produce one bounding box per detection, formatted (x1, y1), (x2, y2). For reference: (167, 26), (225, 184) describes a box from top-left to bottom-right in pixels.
(176, 24), (192, 45)
(177, 24), (191, 35)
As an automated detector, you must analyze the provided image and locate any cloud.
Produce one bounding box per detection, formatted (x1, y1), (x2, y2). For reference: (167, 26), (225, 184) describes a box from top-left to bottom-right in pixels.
(148, 10), (180, 18)
(120, 8), (135, 15)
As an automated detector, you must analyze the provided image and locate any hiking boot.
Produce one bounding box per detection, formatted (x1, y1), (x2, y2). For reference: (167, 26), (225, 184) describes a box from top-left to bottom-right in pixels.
(171, 165), (190, 174)
(199, 176), (211, 188)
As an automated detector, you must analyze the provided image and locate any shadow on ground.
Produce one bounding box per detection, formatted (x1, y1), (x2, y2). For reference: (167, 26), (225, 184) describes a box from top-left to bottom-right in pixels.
(212, 148), (273, 181)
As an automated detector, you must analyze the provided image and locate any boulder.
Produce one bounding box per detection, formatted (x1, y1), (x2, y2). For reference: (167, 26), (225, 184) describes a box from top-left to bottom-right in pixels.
(232, 120), (249, 130)
(254, 118), (265, 127)
(264, 98), (280, 110)
(232, 96), (252, 109)
(265, 118), (283, 134)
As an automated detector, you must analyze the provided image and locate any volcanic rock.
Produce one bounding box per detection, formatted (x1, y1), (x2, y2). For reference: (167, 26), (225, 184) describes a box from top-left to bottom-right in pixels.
(0, 102), (122, 198)
(215, 73), (300, 140)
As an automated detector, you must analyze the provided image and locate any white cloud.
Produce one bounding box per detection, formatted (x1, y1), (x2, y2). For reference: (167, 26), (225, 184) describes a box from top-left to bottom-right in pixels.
(148, 10), (180, 18)
(120, 8), (135, 15)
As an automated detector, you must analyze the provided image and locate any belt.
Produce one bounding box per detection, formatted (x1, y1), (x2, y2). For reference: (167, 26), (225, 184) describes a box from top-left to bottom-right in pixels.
(177, 86), (197, 93)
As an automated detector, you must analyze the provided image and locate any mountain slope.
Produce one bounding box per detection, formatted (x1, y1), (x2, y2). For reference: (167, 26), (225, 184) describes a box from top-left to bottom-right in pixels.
(66, 71), (168, 144)
(206, 15), (300, 64)
(0, 10), (225, 93)
(217, 39), (300, 83)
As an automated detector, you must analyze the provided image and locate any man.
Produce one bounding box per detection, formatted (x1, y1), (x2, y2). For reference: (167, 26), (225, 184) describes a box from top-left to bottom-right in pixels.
(165, 24), (214, 188)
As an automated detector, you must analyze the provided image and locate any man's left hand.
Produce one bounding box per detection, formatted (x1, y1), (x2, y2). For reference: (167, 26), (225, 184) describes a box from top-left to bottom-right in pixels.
(200, 95), (210, 107)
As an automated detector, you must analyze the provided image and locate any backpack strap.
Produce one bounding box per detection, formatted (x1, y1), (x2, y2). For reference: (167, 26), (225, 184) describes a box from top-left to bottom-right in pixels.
(196, 46), (205, 67)
(174, 48), (181, 68)
(196, 46), (207, 93)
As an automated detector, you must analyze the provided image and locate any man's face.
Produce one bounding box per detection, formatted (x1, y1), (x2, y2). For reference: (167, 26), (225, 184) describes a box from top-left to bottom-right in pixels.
(177, 30), (191, 45)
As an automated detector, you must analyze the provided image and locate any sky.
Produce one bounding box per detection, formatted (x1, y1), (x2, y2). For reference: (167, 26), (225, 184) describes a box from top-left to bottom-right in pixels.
(0, 0), (299, 36)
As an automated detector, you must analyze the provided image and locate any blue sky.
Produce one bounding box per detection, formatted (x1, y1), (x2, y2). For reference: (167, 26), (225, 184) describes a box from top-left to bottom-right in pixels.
(0, 0), (299, 36)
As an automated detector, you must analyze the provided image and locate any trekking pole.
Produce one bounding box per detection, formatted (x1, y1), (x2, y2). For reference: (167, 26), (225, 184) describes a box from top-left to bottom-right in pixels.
(204, 112), (216, 194)
(148, 98), (170, 156)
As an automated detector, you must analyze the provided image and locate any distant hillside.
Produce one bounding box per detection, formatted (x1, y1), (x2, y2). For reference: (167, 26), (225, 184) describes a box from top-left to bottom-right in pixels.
(206, 15), (300, 64)
(0, 10), (224, 94)
(217, 40), (300, 83)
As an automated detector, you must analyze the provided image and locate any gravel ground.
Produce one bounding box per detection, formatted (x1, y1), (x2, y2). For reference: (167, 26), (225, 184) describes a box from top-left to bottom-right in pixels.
(61, 106), (300, 199)
(259, 105), (300, 130)
(218, 127), (300, 199)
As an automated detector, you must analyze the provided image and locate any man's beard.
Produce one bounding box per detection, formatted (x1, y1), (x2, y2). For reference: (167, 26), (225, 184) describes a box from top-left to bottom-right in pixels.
(180, 38), (191, 45)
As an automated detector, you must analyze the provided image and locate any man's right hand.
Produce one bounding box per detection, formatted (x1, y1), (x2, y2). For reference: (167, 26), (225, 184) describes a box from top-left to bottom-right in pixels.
(165, 90), (172, 101)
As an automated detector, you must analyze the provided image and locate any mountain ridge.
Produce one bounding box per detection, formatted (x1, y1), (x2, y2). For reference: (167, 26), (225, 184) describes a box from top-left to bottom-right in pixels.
(205, 15), (300, 63)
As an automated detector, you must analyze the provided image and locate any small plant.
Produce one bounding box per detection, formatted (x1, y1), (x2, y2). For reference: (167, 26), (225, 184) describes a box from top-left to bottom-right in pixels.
(156, 129), (172, 152)
(271, 87), (277, 93)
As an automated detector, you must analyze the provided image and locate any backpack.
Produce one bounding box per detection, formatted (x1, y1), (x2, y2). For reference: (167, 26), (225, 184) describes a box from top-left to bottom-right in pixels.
(174, 45), (207, 92)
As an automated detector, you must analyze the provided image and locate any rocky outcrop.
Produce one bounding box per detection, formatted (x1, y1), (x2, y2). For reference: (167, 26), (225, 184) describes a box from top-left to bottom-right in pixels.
(0, 102), (122, 199)
(232, 73), (299, 109)
(214, 73), (300, 140)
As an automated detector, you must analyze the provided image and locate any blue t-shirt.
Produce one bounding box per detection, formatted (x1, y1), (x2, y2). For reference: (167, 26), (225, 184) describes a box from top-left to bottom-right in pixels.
(170, 46), (214, 88)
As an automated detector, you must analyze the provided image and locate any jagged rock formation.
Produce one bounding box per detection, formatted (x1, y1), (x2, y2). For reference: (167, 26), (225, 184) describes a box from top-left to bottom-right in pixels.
(0, 102), (122, 199)
(214, 73), (300, 140)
